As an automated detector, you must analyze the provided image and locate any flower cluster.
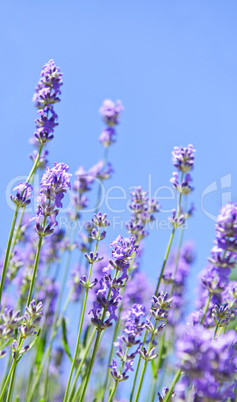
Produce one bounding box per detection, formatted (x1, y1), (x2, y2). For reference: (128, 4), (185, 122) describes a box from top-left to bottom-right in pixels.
(198, 203), (237, 328)
(34, 162), (71, 236)
(32, 59), (63, 144)
(10, 182), (33, 208)
(142, 293), (172, 360)
(0, 300), (43, 357)
(70, 161), (113, 221)
(126, 186), (160, 243)
(99, 99), (124, 146)
(110, 304), (145, 382)
(176, 325), (237, 401)
(169, 145), (195, 228)
(89, 235), (136, 330)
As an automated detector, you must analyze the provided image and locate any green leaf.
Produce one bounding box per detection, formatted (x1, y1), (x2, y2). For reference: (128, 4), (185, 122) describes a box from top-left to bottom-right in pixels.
(62, 317), (73, 363)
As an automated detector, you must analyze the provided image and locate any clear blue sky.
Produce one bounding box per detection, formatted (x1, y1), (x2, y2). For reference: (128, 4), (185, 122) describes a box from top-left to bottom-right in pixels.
(1, 0), (237, 298)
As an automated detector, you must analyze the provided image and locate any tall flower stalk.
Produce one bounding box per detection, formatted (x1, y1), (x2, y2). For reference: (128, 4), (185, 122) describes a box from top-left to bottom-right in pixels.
(130, 145), (195, 401)
(63, 213), (110, 401)
(0, 60), (63, 306)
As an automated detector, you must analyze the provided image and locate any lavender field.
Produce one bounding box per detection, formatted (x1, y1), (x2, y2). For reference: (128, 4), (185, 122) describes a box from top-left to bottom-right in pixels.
(1, 2), (237, 401)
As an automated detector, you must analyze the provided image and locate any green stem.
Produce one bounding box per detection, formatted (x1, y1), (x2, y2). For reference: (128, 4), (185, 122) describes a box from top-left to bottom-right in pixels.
(134, 325), (157, 402)
(6, 361), (17, 402)
(43, 242), (74, 398)
(0, 360), (16, 401)
(79, 329), (102, 402)
(107, 346), (129, 402)
(102, 298), (122, 400)
(155, 329), (166, 373)
(201, 292), (212, 325)
(0, 206), (20, 305)
(102, 252), (137, 401)
(155, 228), (176, 296)
(26, 236), (43, 306)
(214, 318), (221, 339)
(63, 234), (100, 402)
(130, 227), (176, 401)
(1, 337), (24, 402)
(26, 286), (74, 402)
(163, 368), (182, 402)
(130, 330), (147, 402)
(0, 143), (43, 308)
(78, 282), (113, 402)
(26, 143), (43, 184)
(69, 327), (97, 402)
(108, 381), (118, 402)
(169, 227), (184, 296)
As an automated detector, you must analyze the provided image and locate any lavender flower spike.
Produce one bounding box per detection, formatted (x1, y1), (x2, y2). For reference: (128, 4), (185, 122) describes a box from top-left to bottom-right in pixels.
(99, 99), (124, 127)
(32, 59), (63, 144)
(34, 162), (71, 236)
(172, 144), (195, 172)
(10, 182), (33, 208)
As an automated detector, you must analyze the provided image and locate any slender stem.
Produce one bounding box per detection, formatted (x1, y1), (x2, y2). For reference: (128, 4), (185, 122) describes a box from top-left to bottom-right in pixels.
(201, 292), (212, 325)
(78, 281), (113, 402)
(102, 251), (137, 401)
(214, 318), (221, 339)
(0, 143), (43, 308)
(0, 206), (20, 305)
(63, 234), (100, 402)
(163, 368), (182, 402)
(43, 241), (74, 398)
(134, 360), (148, 402)
(102, 298), (122, 400)
(107, 346), (129, 402)
(6, 362), (17, 402)
(169, 227), (184, 296)
(155, 328), (166, 374)
(1, 338), (24, 402)
(108, 381), (118, 402)
(0, 360), (16, 401)
(79, 329), (102, 402)
(26, 236), (43, 306)
(130, 227), (176, 401)
(134, 324), (157, 402)
(26, 143), (44, 184)
(130, 330), (147, 402)
(69, 327), (97, 402)
(155, 228), (176, 296)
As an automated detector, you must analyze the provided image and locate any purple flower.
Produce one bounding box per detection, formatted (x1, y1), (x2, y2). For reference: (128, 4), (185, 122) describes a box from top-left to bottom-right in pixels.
(33, 59), (63, 108)
(202, 266), (230, 294)
(172, 144), (195, 172)
(110, 235), (136, 262)
(215, 202), (237, 252)
(99, 127), (116, 147)
(32, 60), (63, 144)
(10, 182), (33, 208)
(34, 162), (71, 236)
(89, 160), (114, 181)
(177, 325), (237, 400)
(126, 187), (160, 242)
(99, 99), (124, 126)
(170, 172), (193, 195)
(110, 304), (145, 383)
(168, 209), (185, 228)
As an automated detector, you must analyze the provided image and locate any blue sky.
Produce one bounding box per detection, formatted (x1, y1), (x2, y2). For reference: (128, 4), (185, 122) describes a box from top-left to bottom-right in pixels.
(1, 0), (237, 298)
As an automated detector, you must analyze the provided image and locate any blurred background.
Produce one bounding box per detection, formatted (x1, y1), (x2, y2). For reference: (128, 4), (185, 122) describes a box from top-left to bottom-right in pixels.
(1, 0), (237, 310)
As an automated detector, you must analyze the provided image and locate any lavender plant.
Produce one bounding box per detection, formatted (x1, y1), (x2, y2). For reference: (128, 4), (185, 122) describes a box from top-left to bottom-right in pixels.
(1, 60), (237, 402)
